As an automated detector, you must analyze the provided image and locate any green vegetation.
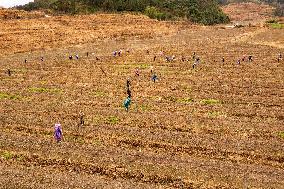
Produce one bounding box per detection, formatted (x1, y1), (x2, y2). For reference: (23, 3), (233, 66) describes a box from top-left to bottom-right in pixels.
(266, 19), (284, 29)
(176, 97), (194, 104)
(139, 63), (150, 69)
(1, 151), (14, 160)
(17, 0), (229, 25)
(93, 90), (107, 97)
(28, 87), (62, 94)
(164, 96), (194, 104)
(140, 104), (152, 111)
(0, 92), (21, 100)
(270, 22), (284, 29)
(106, 116), (119, 124)
(200, 99), (221, 105)
(207, 111), (222, 118)
(279, 131), (284, 139)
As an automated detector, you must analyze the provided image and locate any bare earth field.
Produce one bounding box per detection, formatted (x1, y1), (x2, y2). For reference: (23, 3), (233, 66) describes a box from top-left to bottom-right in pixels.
(0, 6), (284, 189)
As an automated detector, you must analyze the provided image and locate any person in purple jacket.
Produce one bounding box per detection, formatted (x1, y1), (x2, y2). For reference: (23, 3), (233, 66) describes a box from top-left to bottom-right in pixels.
(54, 123), (63, 143)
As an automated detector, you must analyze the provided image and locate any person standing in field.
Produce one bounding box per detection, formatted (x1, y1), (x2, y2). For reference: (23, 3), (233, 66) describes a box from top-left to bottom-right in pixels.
(79, 112), (84, 127)
(124, 97), (131, 111)
(126, 78), (131, 98)
(7, 69), (11, 76)
(54, 123), (63, 143)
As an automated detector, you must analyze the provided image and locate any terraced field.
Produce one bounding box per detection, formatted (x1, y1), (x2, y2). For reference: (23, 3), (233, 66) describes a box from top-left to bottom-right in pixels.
(0, 11), (284, 189)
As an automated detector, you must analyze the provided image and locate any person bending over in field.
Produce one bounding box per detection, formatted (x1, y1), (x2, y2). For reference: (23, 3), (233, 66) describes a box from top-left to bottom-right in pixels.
(124, 97), (131, 111)
(248, 55), (253, 62)
(75, 54), (79, 60)
(152, 73), (158, 82)
(135, 68), (140, 77)
(79, 112), (84, 127)
(54, 123), (63, 143)
(7, 69), (11, 76)
(118, 50), (122, 56)
(150, 66), (154, 74)
(242, 56), (246, 62)
(153, 55), (157, 62)
(192, 52), (196, 60)
(69, 55), (73, 60)
(222, 57), (225, 63)
(237, 59), (241, 65)
(278, 53), (282, 62)
(24, 59), (27, 63)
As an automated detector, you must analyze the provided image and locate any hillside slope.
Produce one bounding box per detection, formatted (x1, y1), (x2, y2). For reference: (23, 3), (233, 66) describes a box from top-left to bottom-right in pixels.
(17, 0), (229, 25)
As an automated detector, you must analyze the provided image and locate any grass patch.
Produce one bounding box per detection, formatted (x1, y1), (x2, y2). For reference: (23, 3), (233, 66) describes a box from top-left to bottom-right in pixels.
(1, 151), (14, 160)
(164, 96), (194, 104)
(106, 116), (119, 124)
(270, 23), (284, 29)
(150, 96), (162, 102)
(93, 90), (107, 97)
(14, 68), (28, 73)
(92, 138), (103, 146)
(200, 99), (221, 105)
(207, 111), (222, 118)
(140, 104), (151, 111)
(266, 19), (284, 29)
(28, 87), (62, 94)
(279, 131), (284, 139)
(139, 63), (150, 69)
(0, 92), (21, 100)
(176, 97), (193, 104)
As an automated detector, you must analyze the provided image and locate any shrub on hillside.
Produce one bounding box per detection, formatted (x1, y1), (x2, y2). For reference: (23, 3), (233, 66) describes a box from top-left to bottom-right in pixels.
(17, 0), (230, 25)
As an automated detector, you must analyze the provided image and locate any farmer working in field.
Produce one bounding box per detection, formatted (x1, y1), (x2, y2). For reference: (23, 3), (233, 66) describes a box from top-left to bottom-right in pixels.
(135, 68), (140, 77)
(124, 97), (131, 111)
(192, 52), (196, 60)
(113, 51), (117, 57)
(54, 123), (63, 143)
(79, 112), (84, 127)
(192, 57), (200, 69)
(237, 59), (241, 65)
(7, 69), (11, 76)
(153, 55), (157, 62)
(278, 53), (282, 62)
(248, 55), (253, 62)
(126, 78), (131, 89)
(118, 50), (122, 56)
(152, 73), (158, 82)
(126, 78), (131, 98)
